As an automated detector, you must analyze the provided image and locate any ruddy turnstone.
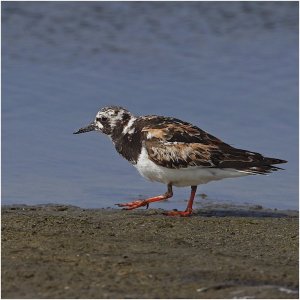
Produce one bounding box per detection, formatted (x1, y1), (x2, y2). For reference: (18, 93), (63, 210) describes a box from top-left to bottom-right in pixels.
(74, 106), (287, 217)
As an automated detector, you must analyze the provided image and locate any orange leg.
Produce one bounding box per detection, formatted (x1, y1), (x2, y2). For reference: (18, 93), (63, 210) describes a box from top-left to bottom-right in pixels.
(116, 184), (173, 210)
(164, 186), (197, 217)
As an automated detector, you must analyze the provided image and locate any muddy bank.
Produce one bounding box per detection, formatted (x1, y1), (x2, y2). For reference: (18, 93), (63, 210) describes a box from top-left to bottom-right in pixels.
(1, 205), (298, 298)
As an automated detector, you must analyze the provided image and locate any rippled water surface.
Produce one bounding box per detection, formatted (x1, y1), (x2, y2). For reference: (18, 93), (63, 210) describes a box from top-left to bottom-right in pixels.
(2, 2), (299, 210)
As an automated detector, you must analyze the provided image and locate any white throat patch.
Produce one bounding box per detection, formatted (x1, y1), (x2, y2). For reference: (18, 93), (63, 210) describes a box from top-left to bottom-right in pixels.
(122, 117), (137, 135)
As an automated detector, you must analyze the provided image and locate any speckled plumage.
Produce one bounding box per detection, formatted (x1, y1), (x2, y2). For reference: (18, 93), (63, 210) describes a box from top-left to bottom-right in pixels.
(74, 105), (287, 216)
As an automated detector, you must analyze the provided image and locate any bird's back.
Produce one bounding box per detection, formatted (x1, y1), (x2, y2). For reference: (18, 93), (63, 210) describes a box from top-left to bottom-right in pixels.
(132, 115), (286, 174)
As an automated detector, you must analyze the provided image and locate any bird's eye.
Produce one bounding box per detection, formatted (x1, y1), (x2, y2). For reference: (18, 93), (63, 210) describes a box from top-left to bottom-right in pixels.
(97, 116), (108, 122)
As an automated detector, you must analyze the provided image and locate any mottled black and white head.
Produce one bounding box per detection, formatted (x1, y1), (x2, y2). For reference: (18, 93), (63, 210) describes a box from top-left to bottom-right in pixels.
(73, 106), (135, 139)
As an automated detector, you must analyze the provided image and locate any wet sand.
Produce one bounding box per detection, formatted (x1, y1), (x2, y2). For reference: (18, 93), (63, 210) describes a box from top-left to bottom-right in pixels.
(1, 205), (298, 299)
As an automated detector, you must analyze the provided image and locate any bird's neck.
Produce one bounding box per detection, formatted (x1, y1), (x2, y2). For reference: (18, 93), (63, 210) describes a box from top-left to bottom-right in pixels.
(110, 115), (137, 142)
(110, 116), (142, 164)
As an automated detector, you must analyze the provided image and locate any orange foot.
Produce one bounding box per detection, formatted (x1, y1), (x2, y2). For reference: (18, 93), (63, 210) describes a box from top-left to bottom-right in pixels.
(115, 200), (149, 210)
(116, 193), (172, 211)
(164, 209), (193, 217)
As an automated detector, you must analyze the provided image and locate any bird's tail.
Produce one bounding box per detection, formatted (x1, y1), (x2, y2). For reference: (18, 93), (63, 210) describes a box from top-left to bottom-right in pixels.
(263, 157), (287, 165)
(241, 157), (287, 175)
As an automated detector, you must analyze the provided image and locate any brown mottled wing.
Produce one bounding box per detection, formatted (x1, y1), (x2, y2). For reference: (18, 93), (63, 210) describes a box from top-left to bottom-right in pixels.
(141, 118), (225, 169)
(144, 139), (217, 168)
(141, 117), (286, 172)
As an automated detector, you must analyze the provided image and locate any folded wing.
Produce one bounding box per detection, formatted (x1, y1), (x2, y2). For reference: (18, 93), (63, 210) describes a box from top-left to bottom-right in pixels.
(142, 118), (286, 174)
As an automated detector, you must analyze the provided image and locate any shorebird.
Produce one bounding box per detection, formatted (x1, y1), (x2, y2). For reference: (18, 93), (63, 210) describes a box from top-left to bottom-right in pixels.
(74, 106), (286, 216)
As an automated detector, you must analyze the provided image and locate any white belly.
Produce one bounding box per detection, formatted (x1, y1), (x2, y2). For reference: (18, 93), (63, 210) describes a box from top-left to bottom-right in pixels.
(134, 147), (248, 187)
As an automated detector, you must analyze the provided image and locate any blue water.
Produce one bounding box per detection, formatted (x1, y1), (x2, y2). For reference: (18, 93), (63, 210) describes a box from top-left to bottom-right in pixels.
(2, 2), (299, 210)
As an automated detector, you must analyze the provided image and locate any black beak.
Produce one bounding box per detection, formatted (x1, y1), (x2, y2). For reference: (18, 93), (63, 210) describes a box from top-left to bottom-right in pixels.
(73, 122), (96, 134)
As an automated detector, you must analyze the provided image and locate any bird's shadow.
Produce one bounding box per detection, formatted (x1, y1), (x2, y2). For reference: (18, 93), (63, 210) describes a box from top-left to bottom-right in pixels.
(141, 208), (298, 218)
(191, 209), (297, 218)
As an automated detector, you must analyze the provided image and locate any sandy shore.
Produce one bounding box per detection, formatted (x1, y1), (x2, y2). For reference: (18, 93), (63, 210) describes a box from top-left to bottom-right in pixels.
(1, 204), (298, 299)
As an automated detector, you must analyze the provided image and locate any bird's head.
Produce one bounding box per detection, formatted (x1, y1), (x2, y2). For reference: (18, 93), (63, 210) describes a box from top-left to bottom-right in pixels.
(73, 106), (133, 137)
